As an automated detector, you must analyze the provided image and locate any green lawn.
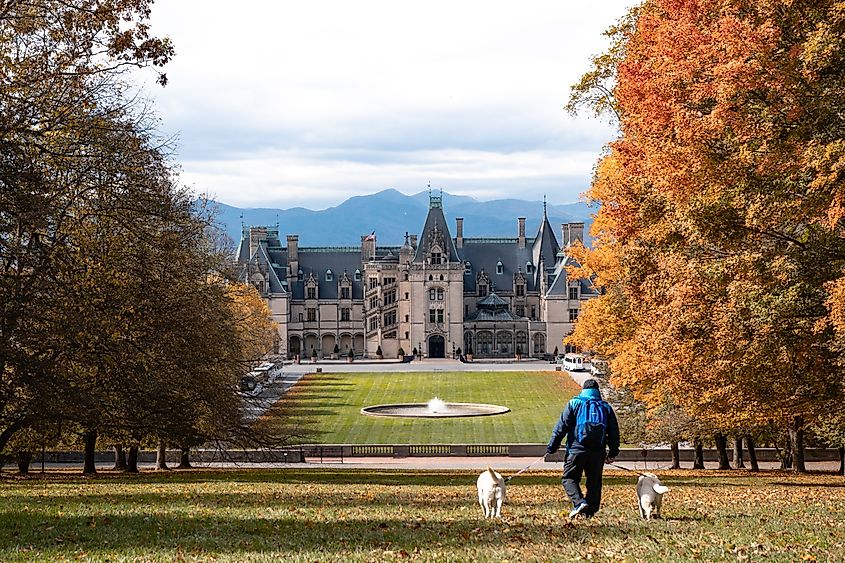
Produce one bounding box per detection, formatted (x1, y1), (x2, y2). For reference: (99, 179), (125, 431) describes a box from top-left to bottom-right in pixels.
(1, 469), (843, 561)
(261, 371), (580, 444)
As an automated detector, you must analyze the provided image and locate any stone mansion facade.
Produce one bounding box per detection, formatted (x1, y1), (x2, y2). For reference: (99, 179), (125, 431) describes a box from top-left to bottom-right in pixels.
(236, 194), (597, 359)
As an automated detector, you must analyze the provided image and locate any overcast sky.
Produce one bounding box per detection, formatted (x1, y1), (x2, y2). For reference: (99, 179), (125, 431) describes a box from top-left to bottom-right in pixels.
(143, 1), (633, 210)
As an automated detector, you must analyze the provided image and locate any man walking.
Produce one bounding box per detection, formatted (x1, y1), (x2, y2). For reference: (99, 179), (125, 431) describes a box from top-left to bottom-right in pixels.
(546, 378), (620, 518)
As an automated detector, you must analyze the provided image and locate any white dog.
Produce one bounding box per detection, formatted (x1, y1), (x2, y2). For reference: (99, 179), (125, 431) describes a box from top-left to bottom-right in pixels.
(476, 467), (506, 518)
(636, 472), (669, 520)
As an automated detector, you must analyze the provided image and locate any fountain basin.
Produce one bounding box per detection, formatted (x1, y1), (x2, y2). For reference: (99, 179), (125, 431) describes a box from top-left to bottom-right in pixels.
(361, 402), (510, 418)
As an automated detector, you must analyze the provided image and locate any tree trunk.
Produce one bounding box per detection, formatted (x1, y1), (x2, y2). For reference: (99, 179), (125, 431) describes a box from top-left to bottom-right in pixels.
(126, 445), (139, 473)
(693, 438), (705, 469)
(838, 447), (844, 476)
(155, 441), (169, 471)
(112, 445), (127, 471)
(17, 451), (32, 475)
(177, 447), (192, 469)
(714, 433), (730, 470)
(733, 436), (745, 469)
(670, 441), (681, 469)
(82, 430), (97, 474)
(746, 434), (759, 472)
(780, 429), (793, 469)
(789, 416), (806, 474)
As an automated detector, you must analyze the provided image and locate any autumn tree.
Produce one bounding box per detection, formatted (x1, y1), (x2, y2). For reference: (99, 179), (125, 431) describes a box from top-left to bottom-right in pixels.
(0, 0), (172, 453)
(567, 0), (845, 472)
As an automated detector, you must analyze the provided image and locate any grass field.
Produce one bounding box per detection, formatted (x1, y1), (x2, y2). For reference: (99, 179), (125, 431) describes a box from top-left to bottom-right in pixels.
(261, 371), (580, 444)
(1, 469), (843, 561)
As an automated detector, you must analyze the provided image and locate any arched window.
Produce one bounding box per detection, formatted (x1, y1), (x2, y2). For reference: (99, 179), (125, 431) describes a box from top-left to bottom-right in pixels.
(465, 261), (471, 274)
(533, 333), (546, 354)
(476, 331), (493, 356)
(516, 331), (528, 354)
(496, 260), (503, 275)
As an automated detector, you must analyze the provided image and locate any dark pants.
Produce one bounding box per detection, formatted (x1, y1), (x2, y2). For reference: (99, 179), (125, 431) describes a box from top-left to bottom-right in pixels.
(562, 450), (606, 515)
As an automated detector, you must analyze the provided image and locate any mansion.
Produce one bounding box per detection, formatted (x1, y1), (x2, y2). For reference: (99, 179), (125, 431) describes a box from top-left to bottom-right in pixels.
(236, 194), (597, 360)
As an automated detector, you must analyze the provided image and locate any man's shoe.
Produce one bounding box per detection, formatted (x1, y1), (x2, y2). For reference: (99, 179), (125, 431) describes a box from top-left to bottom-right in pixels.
(569, 502), (589, 519)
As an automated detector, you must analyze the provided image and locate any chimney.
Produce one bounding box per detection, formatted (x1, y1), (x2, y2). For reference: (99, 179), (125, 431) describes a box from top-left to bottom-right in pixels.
(518, 217), (526, 249)
(361, 233), (376, 262)
(569, 222), (584, 246)
(455, 218), (464, 249)
(561, 224), (571, 248)
(410, 234), (418, 250)
(286, 234), (298, 262)
(249, 226), (268, 256)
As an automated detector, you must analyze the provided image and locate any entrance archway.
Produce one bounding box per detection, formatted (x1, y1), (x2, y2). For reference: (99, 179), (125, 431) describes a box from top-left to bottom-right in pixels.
(428, 335), (445, 358)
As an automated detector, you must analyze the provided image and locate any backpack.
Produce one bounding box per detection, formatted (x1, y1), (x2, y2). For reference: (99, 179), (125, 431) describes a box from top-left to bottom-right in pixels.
(574, 398), (608, 449)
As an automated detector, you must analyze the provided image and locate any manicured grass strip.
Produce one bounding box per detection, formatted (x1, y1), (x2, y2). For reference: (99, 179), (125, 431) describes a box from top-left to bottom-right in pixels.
(1, 469), (844, 561)
(261, 371), (580, 444)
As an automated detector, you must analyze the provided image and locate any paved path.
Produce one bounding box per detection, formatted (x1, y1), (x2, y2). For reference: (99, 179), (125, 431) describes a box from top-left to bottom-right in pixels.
(283, 357), (563, 374)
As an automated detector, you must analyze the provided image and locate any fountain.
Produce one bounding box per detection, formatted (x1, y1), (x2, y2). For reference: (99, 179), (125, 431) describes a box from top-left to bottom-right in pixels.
(361, 397), (509, 418)
(427, 397), (448, 414)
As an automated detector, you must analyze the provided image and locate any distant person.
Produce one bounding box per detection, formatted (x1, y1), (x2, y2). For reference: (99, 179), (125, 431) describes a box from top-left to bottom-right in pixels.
(546, 378), (620, 518)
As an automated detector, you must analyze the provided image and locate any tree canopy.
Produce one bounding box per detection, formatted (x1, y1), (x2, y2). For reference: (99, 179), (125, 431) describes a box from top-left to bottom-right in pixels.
(567, 0), (845, 469)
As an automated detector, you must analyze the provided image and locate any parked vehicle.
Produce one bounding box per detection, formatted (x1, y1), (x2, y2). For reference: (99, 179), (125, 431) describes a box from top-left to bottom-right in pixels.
(560, 353), (591, 372)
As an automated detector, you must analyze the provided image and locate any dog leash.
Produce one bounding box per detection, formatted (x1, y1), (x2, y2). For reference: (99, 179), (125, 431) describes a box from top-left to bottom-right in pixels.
(605, 461), (671, 476)
(604, 461), (649, 476)
(505, 455), (547, 482)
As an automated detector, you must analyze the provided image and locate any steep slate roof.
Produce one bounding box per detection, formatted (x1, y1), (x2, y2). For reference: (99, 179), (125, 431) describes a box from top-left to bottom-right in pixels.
(531, 210), (560, 286)
(460, 239), (537, 293)
(255, 244), (287, 294)
(288, 249), (364, 300)
(547, 253), (601, 298)
(413, 195), (460, 263)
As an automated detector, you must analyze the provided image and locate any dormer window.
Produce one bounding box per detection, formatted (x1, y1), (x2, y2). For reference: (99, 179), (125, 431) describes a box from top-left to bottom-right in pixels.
(354, 269), (361, 281)
(526, 262), (533, 274)
(306, 286), (316, 300)
(429, 243), (443, 265)
(478, 283), (488, 297)
(496, 260), (503, 275)
(465, 261), (471, 274)
(325, 269), (333, 282)
(298, 268), (304, 281)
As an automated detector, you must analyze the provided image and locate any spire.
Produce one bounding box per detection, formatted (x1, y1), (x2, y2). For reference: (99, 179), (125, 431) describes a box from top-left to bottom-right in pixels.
(543, 195), (547, 218)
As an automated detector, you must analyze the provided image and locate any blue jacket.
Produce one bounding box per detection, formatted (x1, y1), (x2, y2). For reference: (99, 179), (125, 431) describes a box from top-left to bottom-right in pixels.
(546, 387), (620, 457)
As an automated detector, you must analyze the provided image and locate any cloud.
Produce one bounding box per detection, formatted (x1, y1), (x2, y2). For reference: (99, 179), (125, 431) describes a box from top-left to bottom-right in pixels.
(143, 0), (634, 208)
(181, 147), (599, 208)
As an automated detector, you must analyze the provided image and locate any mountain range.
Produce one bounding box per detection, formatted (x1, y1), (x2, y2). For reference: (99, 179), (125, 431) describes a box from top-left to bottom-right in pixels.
(212, 189), (595, 247)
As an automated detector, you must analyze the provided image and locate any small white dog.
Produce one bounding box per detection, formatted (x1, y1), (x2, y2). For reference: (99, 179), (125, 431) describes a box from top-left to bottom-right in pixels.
(636, 472), (669, 520)
(476, 467), (506, 518)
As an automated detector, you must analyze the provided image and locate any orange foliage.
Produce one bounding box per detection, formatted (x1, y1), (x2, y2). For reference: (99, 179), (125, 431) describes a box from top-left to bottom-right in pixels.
(568, 0), (845, 429)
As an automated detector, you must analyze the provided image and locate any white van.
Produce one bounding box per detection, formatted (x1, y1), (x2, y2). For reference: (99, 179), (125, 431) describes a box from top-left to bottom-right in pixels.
(561, 353), (590, 372)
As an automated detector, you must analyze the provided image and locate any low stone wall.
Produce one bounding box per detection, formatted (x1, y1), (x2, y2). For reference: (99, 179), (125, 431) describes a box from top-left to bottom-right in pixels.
(16, 445), (841, 464)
